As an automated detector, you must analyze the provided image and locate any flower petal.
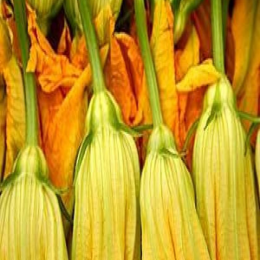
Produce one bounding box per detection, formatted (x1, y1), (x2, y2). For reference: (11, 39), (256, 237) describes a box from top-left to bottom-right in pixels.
(3, 57), (25, 177)
(176, 59), (220, 93)
(27, 10), (82, 93)
(150, 0), (179, 138)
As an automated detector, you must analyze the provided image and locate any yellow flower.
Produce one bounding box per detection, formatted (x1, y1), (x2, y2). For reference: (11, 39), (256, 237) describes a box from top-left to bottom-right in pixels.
(0, 146), (68, 260)
(72, 90), (140, 260)
(193, 76), (260, 259)
(141, 125), (210, 260)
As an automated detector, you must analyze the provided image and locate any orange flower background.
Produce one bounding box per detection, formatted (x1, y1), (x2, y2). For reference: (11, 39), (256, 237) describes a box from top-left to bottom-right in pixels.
(0, 0), (259, 233)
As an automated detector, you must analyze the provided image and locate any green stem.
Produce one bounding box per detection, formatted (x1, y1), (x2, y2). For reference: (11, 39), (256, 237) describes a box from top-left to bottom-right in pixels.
(211, 0), (225, 73)
(134, 0), (163, 127)
(14, 0), (38, 146)
(222, 0), (230, 50)
(77, 0), (106, 93)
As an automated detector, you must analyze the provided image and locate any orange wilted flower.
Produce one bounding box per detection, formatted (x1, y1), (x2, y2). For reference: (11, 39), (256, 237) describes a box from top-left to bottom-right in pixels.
(26, 9), (109, 218)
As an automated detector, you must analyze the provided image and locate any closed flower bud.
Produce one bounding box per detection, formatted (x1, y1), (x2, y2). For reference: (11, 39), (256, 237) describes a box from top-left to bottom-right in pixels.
(72, 90), (140, 260)
(0, 145), (68, 260)
(141, 125), (210, 260)
(0, 18), (12, 72)
(64, 0), (122, 34)
(193, 76), (260, 260)
(27, 0), (64, 34)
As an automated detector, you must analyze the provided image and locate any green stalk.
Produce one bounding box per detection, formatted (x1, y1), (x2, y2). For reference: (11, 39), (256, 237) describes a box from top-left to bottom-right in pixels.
(134, 0), (163, 127)
(13, 0), (38, 146)
(77, 0), (106, 93)
(211, 0), (225, 73)
(222, 0), (230, 50)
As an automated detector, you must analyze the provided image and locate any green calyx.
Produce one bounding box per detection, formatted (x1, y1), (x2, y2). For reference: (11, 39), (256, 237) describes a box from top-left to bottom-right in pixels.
(86, 90), (142, 136)
(147, 125), (179, 156)
(203, 76), (236, 129)
(203, 76), (235, 110)
(74, 90), (143, 184)
(86, 90), (123, 133)
(12, 145), (48, 179)
(0, 145), (48, 190)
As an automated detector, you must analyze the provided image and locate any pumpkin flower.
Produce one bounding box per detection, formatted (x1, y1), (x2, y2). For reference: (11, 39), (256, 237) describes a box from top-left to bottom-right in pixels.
(193, 76), (260, 260)
(0, 0), (68, 259)
(72, 0), (140, 258)
(0, 146), (68, 260)
(192, 1), (260, 259)
(135, 0), (210, 259)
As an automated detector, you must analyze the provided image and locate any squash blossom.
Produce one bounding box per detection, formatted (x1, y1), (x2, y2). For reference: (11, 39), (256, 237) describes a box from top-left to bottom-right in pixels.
(193, 76), (260, 260)
(72, 90), (140, 260)
(0, 0), (69, 258)
(135, 0), (210, 259)
(140, 125), (210, 260)
(0, 145), (68, 260)
(71, 0), (140, 257)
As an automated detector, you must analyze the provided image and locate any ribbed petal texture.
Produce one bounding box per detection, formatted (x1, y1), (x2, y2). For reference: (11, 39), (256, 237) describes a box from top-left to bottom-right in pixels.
(140, 126), (210, 260)
(72, 127), (140, 260)
(193, 80), (260, 260)
(0, 174), (68, 260)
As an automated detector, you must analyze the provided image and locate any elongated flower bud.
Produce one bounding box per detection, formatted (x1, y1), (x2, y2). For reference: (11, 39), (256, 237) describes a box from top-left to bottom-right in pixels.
(140, 125), (210, 260)
(0, 145), (68, 260)
(72, 90), (140, 260)
(0, 18), (12, 72)
(64, 0), (122, 34)
(193, 76), (260, 260)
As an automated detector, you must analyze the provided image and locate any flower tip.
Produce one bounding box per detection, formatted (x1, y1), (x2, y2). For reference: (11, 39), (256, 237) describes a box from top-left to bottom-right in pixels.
(0, 18), (12, 71)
